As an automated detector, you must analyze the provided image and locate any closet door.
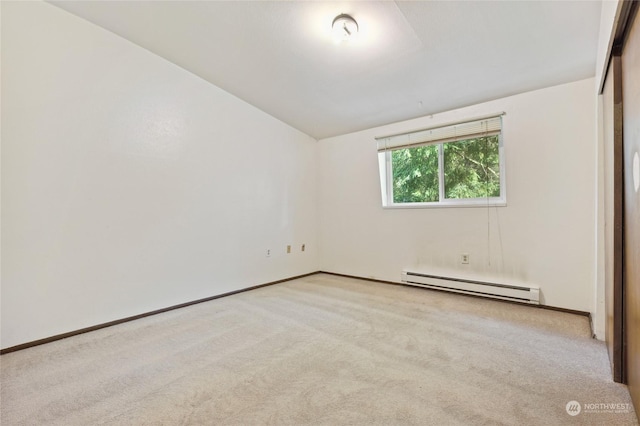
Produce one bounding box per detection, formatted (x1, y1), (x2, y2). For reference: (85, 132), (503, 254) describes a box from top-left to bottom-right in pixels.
(603, 55), (624, 383)
(622, 3), (640, 411)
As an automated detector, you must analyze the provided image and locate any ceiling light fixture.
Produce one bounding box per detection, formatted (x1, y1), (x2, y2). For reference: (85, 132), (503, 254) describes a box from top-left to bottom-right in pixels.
(332, 13), (358, 41)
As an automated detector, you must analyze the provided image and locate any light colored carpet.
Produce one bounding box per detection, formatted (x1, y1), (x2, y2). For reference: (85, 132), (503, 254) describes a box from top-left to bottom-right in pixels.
(0, 273), (637, 425)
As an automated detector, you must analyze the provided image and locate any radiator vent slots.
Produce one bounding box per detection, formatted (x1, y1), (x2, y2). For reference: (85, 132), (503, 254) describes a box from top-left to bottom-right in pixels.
(401, 271), (540, 305)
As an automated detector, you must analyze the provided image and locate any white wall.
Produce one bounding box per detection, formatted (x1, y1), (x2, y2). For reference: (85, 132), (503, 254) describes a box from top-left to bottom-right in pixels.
(595, 0), (621, 92)
(318, 78), (596, 314)
(1, 2), (318, 349)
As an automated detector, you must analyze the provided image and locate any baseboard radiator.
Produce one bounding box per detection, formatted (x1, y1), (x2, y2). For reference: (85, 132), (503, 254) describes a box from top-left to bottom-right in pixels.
(401, 271), (540, 305)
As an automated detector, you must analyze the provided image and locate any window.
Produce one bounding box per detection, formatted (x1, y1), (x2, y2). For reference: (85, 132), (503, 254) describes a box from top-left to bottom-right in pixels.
(377, 114), (505, 208)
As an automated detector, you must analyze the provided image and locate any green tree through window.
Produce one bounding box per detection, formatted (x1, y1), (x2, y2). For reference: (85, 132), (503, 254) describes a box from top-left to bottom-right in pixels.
(390, 135), (500, 203)
(444, 135), (500, 199)
(392, 145), (439, 203)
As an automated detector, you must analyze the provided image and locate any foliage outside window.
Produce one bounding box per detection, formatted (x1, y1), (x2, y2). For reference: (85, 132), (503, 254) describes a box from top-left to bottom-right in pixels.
(377, 115), (505, 208)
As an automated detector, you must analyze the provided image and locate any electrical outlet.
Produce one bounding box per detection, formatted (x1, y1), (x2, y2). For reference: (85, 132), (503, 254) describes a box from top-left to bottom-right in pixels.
(301, 244), (305, 252)
(461, 253), (469, 264)
(266, 249), (271, 257)
(287, 245), (291, 254)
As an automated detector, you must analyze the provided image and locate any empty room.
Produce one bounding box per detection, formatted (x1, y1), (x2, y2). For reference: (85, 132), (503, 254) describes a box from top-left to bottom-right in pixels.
(2, 1), (639, 425)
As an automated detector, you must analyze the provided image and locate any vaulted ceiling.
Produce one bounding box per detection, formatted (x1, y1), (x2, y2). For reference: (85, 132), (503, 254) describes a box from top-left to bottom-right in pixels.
(50, 1), (602, 139)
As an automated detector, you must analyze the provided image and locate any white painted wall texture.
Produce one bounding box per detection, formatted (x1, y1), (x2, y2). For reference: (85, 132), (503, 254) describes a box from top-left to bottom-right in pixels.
(1, 2), (318, 349)
(1, 1), (605, 349)
(318, 78), (597, 314)
(595, 0), (621, 92)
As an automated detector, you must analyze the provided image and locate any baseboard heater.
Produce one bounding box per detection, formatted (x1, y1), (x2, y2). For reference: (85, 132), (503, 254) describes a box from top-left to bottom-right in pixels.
(401, 271), (540, 305)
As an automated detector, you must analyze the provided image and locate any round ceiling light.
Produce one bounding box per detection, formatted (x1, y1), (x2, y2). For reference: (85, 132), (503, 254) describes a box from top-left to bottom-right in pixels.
(332, 13), (358, 41)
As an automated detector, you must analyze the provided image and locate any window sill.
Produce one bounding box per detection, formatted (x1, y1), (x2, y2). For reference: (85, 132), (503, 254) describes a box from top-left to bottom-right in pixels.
(382, 200), (507, 209)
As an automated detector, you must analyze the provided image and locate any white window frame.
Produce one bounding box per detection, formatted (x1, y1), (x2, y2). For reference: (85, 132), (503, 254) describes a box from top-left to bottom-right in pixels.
(377, 114), (507, 209)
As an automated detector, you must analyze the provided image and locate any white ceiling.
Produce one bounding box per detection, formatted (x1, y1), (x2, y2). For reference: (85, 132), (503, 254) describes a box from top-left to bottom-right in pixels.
(50, 1), (602, 140)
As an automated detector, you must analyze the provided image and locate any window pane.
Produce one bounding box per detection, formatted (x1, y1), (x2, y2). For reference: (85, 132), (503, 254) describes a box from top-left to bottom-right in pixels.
(392, 145), (439, 203)
(443, 135), (500, 199)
